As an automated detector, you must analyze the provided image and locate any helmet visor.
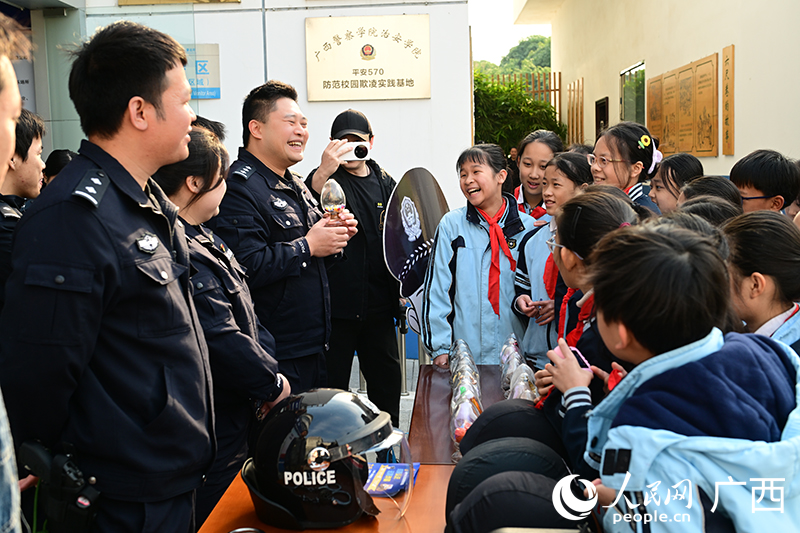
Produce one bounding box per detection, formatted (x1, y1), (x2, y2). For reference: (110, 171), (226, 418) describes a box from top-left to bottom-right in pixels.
(361, 428), (415, 521)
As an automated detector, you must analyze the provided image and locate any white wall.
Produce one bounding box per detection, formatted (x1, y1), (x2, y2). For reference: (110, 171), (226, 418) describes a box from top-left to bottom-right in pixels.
(550, 0), (800, 175)
(72, 0), (472, 209)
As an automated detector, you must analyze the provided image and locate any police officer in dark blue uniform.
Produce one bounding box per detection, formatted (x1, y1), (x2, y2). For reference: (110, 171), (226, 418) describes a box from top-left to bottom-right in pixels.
(0, 108), (45, 312)
(0, 22), (213, 533)
(155, 127), (292, 528)
(206, 81), (356, 393)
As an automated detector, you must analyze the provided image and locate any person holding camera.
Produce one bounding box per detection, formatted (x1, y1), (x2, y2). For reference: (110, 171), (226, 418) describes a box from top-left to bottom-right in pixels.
(306, 109), (402, 427)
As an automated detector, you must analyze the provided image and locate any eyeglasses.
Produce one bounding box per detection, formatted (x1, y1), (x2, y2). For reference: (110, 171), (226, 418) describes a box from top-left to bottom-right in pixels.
(546, 235), (584, 260)
(740, 194), (774, 203)
(587, 154), (626, 168)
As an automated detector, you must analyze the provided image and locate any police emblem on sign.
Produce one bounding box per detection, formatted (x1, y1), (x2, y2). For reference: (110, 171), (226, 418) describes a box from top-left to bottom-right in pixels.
(273, 198), (288, 210)
(400, 196), (422, 242)
(361, 44), (376, 61)
(136, 232), (159, 254)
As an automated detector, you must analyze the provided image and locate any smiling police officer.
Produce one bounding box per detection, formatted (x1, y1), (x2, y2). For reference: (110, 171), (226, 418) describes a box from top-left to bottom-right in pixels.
(206, 81), (356, 393)
(0, 22), (213, 533)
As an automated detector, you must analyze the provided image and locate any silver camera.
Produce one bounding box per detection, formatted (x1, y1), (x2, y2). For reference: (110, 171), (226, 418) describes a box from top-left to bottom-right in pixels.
(340, 141), (370, 161)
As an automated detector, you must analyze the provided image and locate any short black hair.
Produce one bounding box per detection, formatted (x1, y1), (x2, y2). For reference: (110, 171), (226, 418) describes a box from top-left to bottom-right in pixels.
(724, 211), (800, 306)
(596, 121), (660, 180)
(14, 109), (45, 161)
(0, 14), (30, 93)
(545, 152), (592, 187)
(647, 211), (729, 260)
(68, 21), (188, 139)
(155, 127), (229, 210)
(679, 195), (743, 227)
(241, 80), (298, 147)
(567, 143), (593, 155)
(192, 115), (227, 142)
(729, 149), (800, 210)
(657, 153), (704, 198)
(556, 189), (637, 264)
(457, 144), (506, 176)
(516, 130), (564, 162)
(44, 149), (77, 179)
(680, 175), (742, 207)
(590, 226), (730, 355)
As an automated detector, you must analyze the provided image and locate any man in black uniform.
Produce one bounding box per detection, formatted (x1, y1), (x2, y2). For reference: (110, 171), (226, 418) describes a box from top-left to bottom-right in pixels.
(0, 108), (45, 311)
(0, 22), (213, 533)
(206, 81), (355, 393)
(306, 109), (402, 426)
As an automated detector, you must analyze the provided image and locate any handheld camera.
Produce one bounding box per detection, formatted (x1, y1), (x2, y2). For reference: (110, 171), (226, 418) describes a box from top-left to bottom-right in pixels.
(341, 142), (370, 161)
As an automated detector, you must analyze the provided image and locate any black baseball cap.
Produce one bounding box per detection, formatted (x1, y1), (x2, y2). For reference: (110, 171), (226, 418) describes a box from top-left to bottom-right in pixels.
(331, 109), (372, 141)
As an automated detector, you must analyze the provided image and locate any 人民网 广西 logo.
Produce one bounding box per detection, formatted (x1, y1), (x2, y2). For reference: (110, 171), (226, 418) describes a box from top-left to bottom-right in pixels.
(552, 474), (597, 521)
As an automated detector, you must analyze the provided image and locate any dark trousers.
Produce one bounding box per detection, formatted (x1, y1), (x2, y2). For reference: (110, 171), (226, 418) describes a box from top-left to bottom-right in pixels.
(90, 490), (194, 533)
(278, 352), (327, 394)
(326, 314), (401, 426)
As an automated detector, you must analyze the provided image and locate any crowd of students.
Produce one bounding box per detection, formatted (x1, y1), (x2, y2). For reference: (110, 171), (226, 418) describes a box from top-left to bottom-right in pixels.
(425, 122), (800, 532)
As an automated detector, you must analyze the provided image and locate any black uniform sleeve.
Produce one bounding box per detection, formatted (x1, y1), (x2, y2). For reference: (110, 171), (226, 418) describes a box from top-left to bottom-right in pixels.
(0, 218), (16, 309)
(0, 202), (110, 449)
(191, 269), (283, 401)
(210, 179), (311, 290)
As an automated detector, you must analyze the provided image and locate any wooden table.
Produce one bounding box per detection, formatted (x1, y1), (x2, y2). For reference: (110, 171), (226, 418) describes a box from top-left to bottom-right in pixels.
(409, 364), (505, 465)
(198, 464), (454, 533)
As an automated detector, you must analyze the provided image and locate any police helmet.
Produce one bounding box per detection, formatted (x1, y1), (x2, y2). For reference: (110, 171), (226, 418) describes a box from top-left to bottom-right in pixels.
(242, 388), (413, 530)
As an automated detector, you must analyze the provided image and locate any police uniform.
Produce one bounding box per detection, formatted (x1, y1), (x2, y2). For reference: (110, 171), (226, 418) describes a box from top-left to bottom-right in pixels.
(0, 140), (214, 533)
(183, 221), (284, 526)
(205, 148), (329, 393)
(0, 194), (23, 312)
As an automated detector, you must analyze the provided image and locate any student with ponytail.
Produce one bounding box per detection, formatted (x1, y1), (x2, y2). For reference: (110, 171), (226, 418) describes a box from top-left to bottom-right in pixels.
(724, 211), (800, 349)
(590, 121), (662, 214)
(422, 144), (536, 366)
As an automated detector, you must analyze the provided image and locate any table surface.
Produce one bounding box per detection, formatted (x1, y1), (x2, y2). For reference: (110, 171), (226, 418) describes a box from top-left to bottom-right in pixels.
(198, 464), (454, 533)
(409, 364), (505, 465)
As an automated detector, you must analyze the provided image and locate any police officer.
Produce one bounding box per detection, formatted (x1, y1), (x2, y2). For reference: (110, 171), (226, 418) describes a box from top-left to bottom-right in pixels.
(206, 81), (356, 393)
(155, 127), (291, 528)
(307, 109), (402, 426)
(0, 108), (45, 311)
(0, 22), (213, 533)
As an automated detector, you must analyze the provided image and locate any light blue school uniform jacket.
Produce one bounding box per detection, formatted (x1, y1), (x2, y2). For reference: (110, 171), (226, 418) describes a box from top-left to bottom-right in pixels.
(585, 328), (800, 532)
(422, 195), (535, 364)
(513, 220), (558, 369)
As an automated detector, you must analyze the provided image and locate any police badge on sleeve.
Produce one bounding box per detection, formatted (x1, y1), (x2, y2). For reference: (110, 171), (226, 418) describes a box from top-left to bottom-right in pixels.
(136, 232), (160, 254)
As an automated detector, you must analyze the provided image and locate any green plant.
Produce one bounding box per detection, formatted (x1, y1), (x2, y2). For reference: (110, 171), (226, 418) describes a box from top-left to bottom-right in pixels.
(473, 71), (567, 153)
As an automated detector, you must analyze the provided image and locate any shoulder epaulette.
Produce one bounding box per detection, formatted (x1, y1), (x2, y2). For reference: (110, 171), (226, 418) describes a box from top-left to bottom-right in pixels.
(72, 169), (110, 207)
(0, 203), (21, 219)
(232, 164), (256, 180)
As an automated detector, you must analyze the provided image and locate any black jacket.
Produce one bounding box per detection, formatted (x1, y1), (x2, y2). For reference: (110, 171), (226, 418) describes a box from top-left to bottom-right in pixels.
(306, 159), (400, 320)
(184, 222), (282, 468)
(0, 140), (214, 501)
(205, 148), (330, 358)
(0, 194), (23, 311)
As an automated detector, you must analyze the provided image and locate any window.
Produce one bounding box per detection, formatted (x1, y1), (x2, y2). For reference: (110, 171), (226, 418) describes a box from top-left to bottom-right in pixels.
(620, 61), (645, 125)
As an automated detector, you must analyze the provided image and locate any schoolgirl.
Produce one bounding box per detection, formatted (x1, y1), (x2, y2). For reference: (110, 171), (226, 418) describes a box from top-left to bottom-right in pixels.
(513, 152), (592, 368)
(155, 128), (290, 526)
(724, 210), (800, 348)
(590, 121), (662, 214)
(513, 130), (564, 220)
(647, 152), (703, 213)
(422, 144), (535, 366)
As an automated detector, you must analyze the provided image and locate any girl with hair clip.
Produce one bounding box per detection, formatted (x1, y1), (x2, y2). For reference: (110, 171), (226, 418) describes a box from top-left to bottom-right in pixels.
(422, 144), (536, 367)
(647, 152), (703, 213)
(590, 121), (662, 214)
(724, 210), (800, 349)
(513, 130), (564, 222)
(155, 128), (291, 527)
(514, 152), (592, 369)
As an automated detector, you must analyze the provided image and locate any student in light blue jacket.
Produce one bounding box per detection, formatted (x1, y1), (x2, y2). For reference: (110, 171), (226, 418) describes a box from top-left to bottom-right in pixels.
(548, 225), (799, 532)
(422, 144), (535, 366)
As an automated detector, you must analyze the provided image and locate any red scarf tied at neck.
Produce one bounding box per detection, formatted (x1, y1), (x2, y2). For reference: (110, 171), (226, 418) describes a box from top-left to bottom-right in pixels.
(476, 199), (516, 316)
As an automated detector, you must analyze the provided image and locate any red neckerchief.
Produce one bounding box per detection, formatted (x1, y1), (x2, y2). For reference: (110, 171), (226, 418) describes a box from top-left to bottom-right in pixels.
(514, 185), (546, 218)
(531, 206), (547, 219)
(476, 199), (516, 316)
(607, 368), (623, 391)
(565, 294), (594, 347)
(558, 288), (577, 340)
(543, 254), (558, 300)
